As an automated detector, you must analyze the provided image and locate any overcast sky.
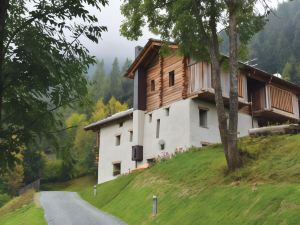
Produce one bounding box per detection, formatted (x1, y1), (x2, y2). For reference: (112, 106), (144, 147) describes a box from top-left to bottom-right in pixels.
(86, 0), (285, 74)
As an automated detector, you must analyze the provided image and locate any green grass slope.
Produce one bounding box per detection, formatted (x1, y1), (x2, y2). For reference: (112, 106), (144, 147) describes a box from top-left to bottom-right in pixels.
(73, 134), (300, 224)
(0, 190), (46, 225)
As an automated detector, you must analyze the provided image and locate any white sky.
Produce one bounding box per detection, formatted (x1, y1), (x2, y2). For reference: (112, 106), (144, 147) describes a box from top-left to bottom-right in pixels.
(85, 0), (285, 73)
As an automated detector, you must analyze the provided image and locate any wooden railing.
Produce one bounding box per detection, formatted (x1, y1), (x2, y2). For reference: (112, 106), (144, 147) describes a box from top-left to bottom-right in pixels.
(253, 85), (296, 116)
(187, 61), (246, 99)
(269, 85), (293, 113)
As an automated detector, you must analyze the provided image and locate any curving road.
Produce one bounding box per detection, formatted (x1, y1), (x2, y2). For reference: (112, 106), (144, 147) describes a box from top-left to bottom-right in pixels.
(40, 191), (126, 225)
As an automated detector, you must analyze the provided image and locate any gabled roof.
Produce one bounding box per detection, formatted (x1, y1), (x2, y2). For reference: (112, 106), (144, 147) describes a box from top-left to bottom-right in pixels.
(84, 108), (133, 131)
(125, 39), (300, 94)
(124, 39), (177, 79)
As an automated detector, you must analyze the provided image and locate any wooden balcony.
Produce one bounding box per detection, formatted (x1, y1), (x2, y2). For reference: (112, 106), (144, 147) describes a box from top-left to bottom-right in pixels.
(187, 61), (249, 107)
(252, 84), (299, 122)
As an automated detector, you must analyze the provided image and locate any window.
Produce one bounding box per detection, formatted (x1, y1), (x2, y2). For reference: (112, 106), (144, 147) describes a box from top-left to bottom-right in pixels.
(151, 80), (155, 91)
(119, 122), (123, 127)
(147, 158), (156, 166)
(165, 107), (170, 116)
(149, 114), (152, 123)
(129, 130), (133, 142)
(169, 71), (175, 87)
(115, 135), (121, 146)
(199, 108), (208, 128)
(156, 119), (160, 138)
(113, 162), (121, 176)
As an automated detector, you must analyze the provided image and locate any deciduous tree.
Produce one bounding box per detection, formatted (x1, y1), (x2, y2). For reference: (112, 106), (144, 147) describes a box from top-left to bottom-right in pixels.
(120, 0), (264, 170)
(0, 0), (108, 174)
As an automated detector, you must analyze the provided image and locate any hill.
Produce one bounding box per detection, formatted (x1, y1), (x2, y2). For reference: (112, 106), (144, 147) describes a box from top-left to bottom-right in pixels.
(76, 134), (300, 225)
(0, 190), (46, 225)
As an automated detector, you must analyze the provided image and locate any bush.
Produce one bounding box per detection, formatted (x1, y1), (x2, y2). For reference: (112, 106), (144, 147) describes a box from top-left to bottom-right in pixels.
(0, 193), (10, 208)
(42, 160), (63, 182)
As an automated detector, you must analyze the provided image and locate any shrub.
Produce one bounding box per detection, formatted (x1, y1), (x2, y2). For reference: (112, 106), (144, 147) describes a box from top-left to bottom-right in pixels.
(0, 193), (10, 208)
(42, 160), (63, 182)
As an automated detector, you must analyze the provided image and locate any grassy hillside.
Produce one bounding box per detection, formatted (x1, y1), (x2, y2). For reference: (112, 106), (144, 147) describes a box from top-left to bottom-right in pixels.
(0, 190), (46, 225)
(48, 134), (300, 225)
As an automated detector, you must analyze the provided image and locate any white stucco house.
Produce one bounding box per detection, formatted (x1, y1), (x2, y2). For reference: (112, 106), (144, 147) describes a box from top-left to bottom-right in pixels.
(85, 39), (300, 184)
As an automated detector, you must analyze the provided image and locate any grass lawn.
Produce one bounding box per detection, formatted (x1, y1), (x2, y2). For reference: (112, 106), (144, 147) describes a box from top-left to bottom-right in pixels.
(47, 134), (300, 225)
(0, 191), (46, 225)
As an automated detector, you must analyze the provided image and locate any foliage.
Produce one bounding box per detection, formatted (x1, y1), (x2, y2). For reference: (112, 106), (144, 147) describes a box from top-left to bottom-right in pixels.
(42, 159), (63, 182)
(0, 0), (109, 174)
(0, 193), (10, 208)
(1, 150), (24, 195)
(250, 0), (300, 77)
(23, 148), (45, 184)
(41, 175), (96, 192)
(45, 96), (129, 181)
(88, 58), (133, 107)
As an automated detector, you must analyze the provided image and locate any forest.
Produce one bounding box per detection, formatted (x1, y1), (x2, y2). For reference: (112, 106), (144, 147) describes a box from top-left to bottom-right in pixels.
(1, 0), (300, 206)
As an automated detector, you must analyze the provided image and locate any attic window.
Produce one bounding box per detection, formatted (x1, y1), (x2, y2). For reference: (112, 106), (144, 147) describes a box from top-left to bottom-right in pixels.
(151, 80), (155, 91)
(169, 71), (175, 87)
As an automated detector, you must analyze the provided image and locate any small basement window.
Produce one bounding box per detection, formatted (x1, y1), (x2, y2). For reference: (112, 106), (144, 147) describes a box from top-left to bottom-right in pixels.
(115, 135), (121, 146)
(149, 113), (152, 123)
(151, 80), (155, 91)
(113, 162), (121, 176)
(129, 130), (133, 142)
(169, 71), (175, 87)
(147, 158), (156, 166)
(156, 119), (160, 139)
(165, 107), (170, 116)
(199, 108), (208, 128)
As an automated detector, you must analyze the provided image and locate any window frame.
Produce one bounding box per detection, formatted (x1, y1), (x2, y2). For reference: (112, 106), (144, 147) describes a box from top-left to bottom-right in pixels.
(165, 107), (170, 116)
(115, 134), (121, 146)
(129, 130), (133, 142)
(112, 162), (121, 176)
(169, 70), (175, 87)
(149, 113), (152, 123)
(156, 119), (160, 139)
(151, 80), (155, 91)
(199, 107), (208, 128)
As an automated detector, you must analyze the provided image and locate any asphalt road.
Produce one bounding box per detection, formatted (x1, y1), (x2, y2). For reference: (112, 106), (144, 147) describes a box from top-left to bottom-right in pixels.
(40, 191), (126, 225)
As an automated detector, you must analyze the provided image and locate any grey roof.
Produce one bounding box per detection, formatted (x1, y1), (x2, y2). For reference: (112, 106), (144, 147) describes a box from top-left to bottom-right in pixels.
(84, 108), (133, 131)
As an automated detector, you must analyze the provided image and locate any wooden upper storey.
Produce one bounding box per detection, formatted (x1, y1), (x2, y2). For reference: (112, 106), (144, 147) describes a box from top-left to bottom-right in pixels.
(125, 39), (300, 121)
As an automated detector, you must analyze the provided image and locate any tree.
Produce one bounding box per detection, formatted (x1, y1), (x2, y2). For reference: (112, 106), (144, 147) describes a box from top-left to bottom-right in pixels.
(90, 59), (107, 102)
(120, 0), (264, 170)
(106, 58), (122, 102)
(250, 0), (300, 74)
(120, 58), (134, 106)
(0, 0), (108, 174)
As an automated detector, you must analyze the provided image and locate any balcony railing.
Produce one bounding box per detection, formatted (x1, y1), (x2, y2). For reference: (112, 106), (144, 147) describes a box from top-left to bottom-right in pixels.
(253, 84), (299, 120)
(187, 61), (247, 101)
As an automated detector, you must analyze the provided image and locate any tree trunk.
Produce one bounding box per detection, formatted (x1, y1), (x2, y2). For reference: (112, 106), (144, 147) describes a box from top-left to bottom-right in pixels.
(0, 0), (9, 124)
(209, 38), (230, 166)
(227, 1), (242, 170)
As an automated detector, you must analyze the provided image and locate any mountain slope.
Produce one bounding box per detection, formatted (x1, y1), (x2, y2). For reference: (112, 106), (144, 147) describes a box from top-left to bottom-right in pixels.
(78, 134), (300, 225)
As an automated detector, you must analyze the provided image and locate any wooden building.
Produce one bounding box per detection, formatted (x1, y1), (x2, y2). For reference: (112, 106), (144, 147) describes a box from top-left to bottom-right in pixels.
(85, 39), (300, 184)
